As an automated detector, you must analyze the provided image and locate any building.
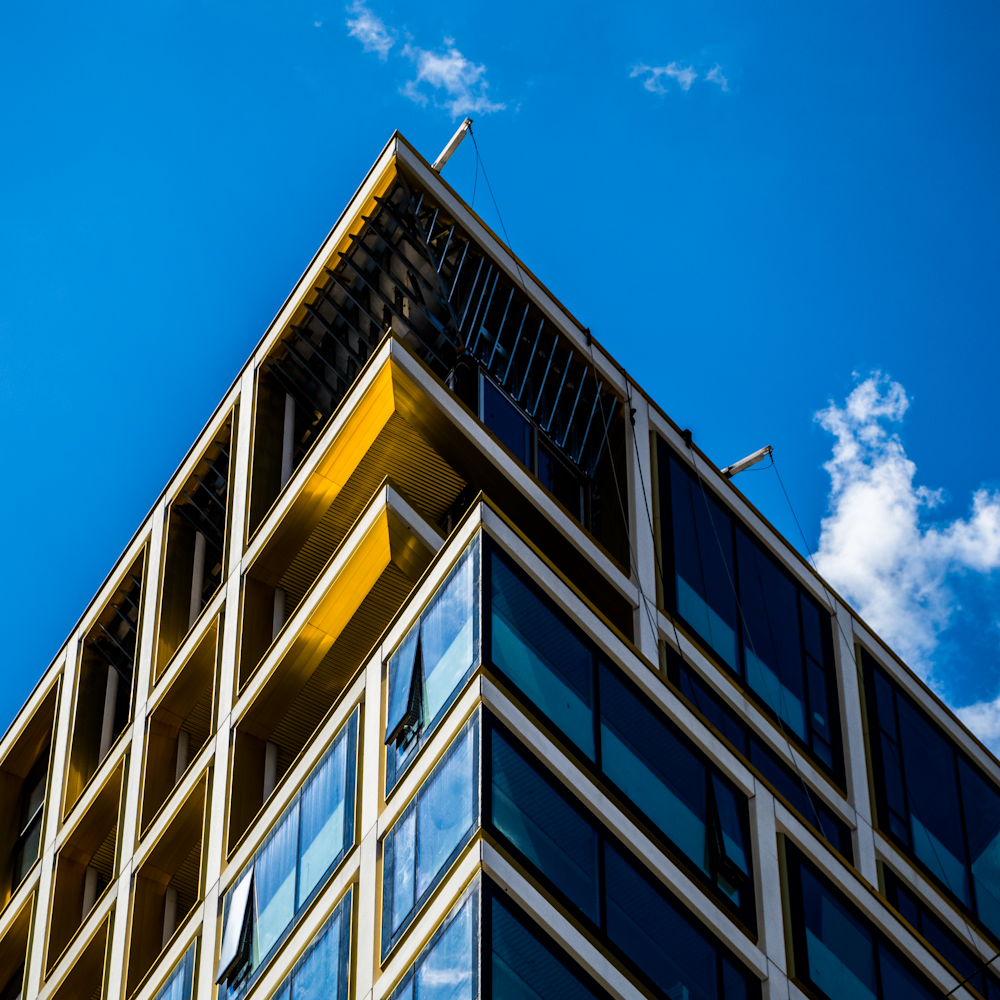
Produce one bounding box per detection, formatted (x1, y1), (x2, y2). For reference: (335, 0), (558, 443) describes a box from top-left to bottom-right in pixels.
(2, 128), (999, 1000)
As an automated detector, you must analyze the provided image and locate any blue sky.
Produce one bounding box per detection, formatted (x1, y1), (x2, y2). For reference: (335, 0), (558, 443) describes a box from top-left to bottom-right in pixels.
(1, 0), (998, 742)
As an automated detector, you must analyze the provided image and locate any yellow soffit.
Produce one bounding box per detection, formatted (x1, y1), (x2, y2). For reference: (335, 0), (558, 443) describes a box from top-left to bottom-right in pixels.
(240, 498), (434, 736)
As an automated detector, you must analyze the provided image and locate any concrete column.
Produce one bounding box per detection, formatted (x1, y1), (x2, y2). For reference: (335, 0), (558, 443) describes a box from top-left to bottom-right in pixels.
(625, 392), (659, 661)
(188, 530), (206, 628)
(263, 741), (279, 800)
(272, 588), (287, 642)
(98, 667), (119, 761)
(175, 730), (190, 784)
(280, 394), (296, 488)
(81, 865), (99, 920)
(162, 885), (178, 948)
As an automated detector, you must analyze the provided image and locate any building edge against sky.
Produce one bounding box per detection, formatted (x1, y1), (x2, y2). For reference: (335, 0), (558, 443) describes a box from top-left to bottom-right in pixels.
(2, 129), (1000, 1000)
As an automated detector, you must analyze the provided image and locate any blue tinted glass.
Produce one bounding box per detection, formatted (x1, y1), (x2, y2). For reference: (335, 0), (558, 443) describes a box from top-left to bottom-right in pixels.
(807, 657), (832, 751)
(292, 913), (341, 1000)
(415, 898), (473, 1000)
(722, 958), (754, 1000)
(298, 736), (349, 906)
(490, 553), (594, 759)
(155, 943), (195, 1000)
(391, 810), (416, 932)
(483, 379), (531, 468)
(386, 627), (420, 741)
(604, 843), (718, 1000)
(256, 805), (299, 961)
(896, 700), (970, 903)
(800, 597), (825, 665)
(416, 729), (475, 897)
(877, 943), (936, 1000)
(712, 774), (749, 877)
(879, 733), (909, 826)
(491, 895), (601, 1000)
(599, 665), (708, 875)
(800, 866), (876, 1000)
(669, 458), (738, 671)
(872, 668), (899, 737)
(490, 729), (599, 923)
(421, 546), (479, 725)
(736, 528), (806, 739)
(958, 758), (1000, 937)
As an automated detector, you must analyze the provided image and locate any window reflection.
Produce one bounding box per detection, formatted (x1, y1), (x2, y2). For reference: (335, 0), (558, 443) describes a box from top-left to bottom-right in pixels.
(269, 889), (352, 1000)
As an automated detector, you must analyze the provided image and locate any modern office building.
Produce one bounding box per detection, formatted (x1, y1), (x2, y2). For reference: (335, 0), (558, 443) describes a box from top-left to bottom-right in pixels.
(4, 128), (1000, 1000)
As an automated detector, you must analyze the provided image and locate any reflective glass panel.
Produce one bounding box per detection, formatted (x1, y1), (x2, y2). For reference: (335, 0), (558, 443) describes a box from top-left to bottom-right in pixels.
(959, 759), (1000, 937)
(298, 735), (349, 906)
(490, 552), (594, 758)
(414, 898), (474, 1000)
(255, 807), (299, 960)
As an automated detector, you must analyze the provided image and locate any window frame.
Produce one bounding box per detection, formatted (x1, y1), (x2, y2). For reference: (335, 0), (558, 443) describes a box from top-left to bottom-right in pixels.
(484, 537), (757, 928)
(655, 436), (845, 784)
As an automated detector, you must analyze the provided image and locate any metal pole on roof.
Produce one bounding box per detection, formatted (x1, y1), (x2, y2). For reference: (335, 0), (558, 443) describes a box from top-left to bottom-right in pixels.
(432, 118), (473, 172)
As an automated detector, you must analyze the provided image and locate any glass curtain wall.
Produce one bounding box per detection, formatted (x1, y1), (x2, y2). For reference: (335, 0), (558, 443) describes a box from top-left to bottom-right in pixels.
(487, 543), (755, 922)
(785, 843), (938, 1000)
(385, 539), (481, 792)
(382, 717), (480, 956)
(863, 649), (1000, 942)
(656, 437), (841, 776)
(665, 646), (853, 861)
(269, 889), (352, 1000)
(153, 941), (197, 1000)
(217, 709), (359, 997)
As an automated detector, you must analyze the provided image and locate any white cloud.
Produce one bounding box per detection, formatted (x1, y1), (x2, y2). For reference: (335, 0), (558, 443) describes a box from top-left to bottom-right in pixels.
(813, 372), (1000, 745)
(401, 39), (505, 118)
(706, 64), (729, 91)
(631, 62), (698, 94)
(346, 1), (396, 60)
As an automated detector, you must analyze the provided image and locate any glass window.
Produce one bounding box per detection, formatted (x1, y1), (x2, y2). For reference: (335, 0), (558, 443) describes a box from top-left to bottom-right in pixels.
(154, 941), (196, 1000)
(864, 650), (1000, 940)
(389, 886), (479, 1000)
(268, 888), (352, 1000)
(217, 709), (358, 995)
(788, 844), (936, 1000)
(658, 439), (841, 774)
(483, 378), (532, 469)
(490, 549), (595, 759)
(386, 539), (480, 792)
(382, 719), (479, 956)
(12, 747), (48, 887)
(489, 727), (599, 924)
(485, 719), (761, 1000)
(599, 664), (751, 910)
(666, 632), (854, 862)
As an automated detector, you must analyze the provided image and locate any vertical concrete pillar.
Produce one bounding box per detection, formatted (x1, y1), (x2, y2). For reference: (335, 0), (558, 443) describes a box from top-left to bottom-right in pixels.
(263, 741), (279, 800)
(188, 531), (206, 628)
(280, 394), (296, 489)
(175, 730), (190, 783)
(81, 865), (99, 920)
(162, 885), (178, 948)
(98, 667), (119, 761)
(272, 588), (287, 642)
(625, 391), (659, 661)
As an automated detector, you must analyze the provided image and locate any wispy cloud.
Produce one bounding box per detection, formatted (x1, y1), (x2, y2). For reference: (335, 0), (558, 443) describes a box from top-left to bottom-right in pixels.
(400, 39), (505, 117)
(630, 59), (731, 95)
(631, 62), (697, 94)
(346, 0), (396, 61)
(345, 4), (504, 118)
(812, 372), (1000, 746)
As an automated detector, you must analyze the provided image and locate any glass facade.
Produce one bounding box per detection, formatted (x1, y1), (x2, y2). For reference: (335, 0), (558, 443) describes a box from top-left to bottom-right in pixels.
(785, 843), (937, 1000)
(11, 747), (48, 889)
(382, 717), (480, 956)
(269, 890), (352, 1000)
(385, 539), (481, 792)
(152, 941), (196, 1000)
(217, 709), (358, 995)
(656, 438), (842, 775)
(665, 646), (853, 860)
(863, 649), (1000, 941)
(488, 543), (755, 920)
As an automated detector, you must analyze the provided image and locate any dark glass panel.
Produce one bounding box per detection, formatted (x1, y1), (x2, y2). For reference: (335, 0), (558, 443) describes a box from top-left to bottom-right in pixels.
(722, 958), (752, 1000)
(712, 774), (749, 879)
(807, 657), (832, 752)
(668, 457), (739, 671)
(872, 669), (899, 737)
(603, 843), (718, 1000)
(490, 729), (599, 923)
(896, 700), (969, 903)
(538, 444), (582, 520)
(677, 664), (750, 757)
(800, 597), (825, 666)
(490, 552), (594, 758)
(876, 943), (936, 1000)
(879, 734), (908, 835)
(599, 664), (709, 877)
(491, 895), (602, 1000)
(736, 528), (807, 739)
(484, 379), (532, 468)
(958, 759), (1000, 938)
(800, 865), (877, 999)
